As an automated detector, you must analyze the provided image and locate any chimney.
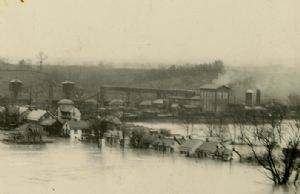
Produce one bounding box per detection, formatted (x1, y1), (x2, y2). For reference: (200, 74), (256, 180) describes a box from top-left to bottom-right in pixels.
(245, 89), (254, 106)
(256, 89), (261, 106)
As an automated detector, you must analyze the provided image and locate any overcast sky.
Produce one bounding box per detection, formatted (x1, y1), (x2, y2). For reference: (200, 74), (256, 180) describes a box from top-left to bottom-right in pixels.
(0, 0), (299, 66)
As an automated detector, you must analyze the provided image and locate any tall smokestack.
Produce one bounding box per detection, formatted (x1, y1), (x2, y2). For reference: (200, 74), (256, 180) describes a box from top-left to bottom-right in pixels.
(256, 89), (261, 106)
(245, 89), (254, 107)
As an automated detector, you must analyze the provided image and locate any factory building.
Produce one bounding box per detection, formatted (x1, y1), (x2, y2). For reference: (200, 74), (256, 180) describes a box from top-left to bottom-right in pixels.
(196, 84), (232, 113)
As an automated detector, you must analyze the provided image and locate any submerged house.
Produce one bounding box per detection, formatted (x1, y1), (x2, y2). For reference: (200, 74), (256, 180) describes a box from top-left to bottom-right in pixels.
(62, 120), (90, 139)
(152, 137), (182, 153)
(104, 130), (123, 146)
(40, 118), (63, 136)
(179, 139), (203, 156)
(196, 141), (233, 161)
(12, 123), (44, 143)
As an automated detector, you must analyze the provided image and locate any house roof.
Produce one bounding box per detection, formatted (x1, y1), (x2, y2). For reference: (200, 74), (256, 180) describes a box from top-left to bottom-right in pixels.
(109, 99), (124, 106)
(100, 115), (122, 125)
(62, 81), (75, 85)
(171, 103), (179, 108)
(17, 123), (43, 132)
(27, 110), (47, 121)
(85, 99), (98, 105)
(153, 138), (176, 147)
(152, 99), (164, 104)
(58, 99), (74, 105)
(40, 118), (57, 126)
(180, 139), (203, 153)
(66, 120), (90, 130)
(0, 106), (5, 113)
(19, 106), (29, 114)
(139, 100), (152, 106)
(10, 79), (22, 83)
(197, 142), (219, 153)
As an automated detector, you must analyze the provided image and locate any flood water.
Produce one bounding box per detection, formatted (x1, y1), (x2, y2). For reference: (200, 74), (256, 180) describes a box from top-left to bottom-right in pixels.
(0, 135), (297, 194)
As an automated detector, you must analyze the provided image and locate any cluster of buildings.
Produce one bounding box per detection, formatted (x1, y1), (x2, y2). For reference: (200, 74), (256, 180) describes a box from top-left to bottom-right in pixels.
(128, 125), (233, 161)
(0, 78), (271, 144)
(99, 84), (266, 120)
(1, 80), (122, 143)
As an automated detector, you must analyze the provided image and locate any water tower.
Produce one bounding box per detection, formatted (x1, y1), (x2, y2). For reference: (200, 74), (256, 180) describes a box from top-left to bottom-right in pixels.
(62, 81), (75, 99)
(9, 79), (22, 103)
(245, 89), (254, 107)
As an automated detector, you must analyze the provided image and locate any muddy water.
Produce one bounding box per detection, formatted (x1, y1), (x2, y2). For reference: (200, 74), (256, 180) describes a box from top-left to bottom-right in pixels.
(0, 134), (296, 194)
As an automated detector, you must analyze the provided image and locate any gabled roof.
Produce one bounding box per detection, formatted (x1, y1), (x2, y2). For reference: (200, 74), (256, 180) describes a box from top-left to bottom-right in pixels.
(139, 100), (152, 106)
(109, 99), (124, 106)
(17, 123), (43, 132)
(62, 81), (75, 85)
(66, 120), (90, 130)
(58, 99), (74, 105)
(153, 138), (177, 147)
(197, 141), (219, 153)
(40, 118), (57, 126)
(10, 79), (22, 83)
(152, 99), (164, 104)
(180, 139), (203, 153)
(27, 110), (47, 121)
(101, 115), (122, 125)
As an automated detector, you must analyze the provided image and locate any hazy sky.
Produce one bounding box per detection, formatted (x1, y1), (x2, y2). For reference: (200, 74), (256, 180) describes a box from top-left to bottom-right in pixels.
(0, 0), (299, 66)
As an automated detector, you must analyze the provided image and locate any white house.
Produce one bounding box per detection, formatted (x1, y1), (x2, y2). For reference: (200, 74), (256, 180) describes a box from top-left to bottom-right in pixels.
(57, 99), (81, 123)
(62, 120), (90, 140)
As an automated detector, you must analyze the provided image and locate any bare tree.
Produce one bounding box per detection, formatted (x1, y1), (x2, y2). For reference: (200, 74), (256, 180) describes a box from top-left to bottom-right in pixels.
(241, 118), (300, 185)
(180, 115), (194, 137)
(204, 116), (231, 143)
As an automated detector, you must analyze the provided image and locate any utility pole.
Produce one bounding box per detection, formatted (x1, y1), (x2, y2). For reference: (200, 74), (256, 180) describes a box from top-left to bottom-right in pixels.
(37, 52), (48, 72)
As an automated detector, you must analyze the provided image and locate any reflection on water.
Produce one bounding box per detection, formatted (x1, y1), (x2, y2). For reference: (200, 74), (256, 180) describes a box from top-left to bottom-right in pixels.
(0, 135), (297, 194)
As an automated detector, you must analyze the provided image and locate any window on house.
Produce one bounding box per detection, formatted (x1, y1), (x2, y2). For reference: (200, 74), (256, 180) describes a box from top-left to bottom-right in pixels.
(61, 111), (71, 119)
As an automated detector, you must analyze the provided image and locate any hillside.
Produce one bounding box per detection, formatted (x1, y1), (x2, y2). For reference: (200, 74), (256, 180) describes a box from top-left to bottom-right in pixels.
(0, 59), (224, 102)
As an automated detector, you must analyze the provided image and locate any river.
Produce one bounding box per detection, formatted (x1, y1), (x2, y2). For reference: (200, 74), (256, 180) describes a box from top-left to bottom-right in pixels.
(0, 126), (297, 194)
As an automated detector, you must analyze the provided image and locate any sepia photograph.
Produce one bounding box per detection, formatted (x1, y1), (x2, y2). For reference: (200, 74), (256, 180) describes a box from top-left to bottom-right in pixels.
(0, 0), (299, 193)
